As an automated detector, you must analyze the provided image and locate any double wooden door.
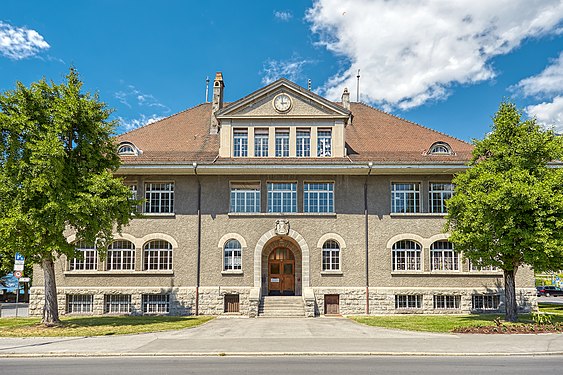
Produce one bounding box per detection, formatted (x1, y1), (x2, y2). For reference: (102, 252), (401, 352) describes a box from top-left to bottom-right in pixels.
(268, 248), (295, 295)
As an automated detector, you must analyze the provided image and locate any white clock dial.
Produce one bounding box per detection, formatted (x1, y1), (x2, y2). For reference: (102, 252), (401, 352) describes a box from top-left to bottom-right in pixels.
(273, 93), (292, 112)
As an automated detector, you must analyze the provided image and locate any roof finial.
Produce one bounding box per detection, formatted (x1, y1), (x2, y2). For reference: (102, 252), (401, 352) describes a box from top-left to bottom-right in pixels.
(356, 69), (361, 102)
(205, 76), (210, 103)
(308, 79), (312, 91)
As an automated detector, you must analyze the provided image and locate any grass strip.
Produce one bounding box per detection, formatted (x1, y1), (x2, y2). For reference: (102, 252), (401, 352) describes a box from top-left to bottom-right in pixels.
(0, 315), (213, 337)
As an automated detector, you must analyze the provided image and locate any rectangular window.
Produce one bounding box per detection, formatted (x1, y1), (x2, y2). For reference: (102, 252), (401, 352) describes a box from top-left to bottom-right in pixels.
(104, 294), (132, 314)
(275, 129), (290, 157)
(470, 260), (499, 272)
(67, 294), (93, 314)
(144, 182), (174, 214)
(429, 182), (454, 213)
(433, 295), (461, 309)
(304, 182), (334, 213)
(68, 243), (98, 271)
(233, 129), (248, 157)
(142, 294), (170, 314)
(472, 294), (500, 310)
(296, 129), (311, 157)
(267, 182), (297, 213)
(127, 183), (140, 213)
(230, 182), (261, 213)
(395, 295), (422, 309)
(317, 129), (332, 157)
(254, 129), (269, 157)
(391, 182), (420, 213)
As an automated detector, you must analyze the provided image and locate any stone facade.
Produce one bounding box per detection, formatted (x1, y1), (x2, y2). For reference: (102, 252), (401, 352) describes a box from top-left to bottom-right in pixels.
(29, 77), (537, 318)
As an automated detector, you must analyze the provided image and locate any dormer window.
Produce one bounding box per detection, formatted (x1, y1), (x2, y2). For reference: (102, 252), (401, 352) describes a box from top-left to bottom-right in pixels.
(118, 142), (140, 156)
(428, 142), (452, 155)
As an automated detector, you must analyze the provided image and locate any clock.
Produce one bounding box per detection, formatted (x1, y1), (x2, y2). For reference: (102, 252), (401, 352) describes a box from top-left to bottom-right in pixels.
(273, 93), (292, 112)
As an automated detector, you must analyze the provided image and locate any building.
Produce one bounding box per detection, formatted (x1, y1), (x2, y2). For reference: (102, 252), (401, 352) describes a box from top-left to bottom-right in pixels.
(29, 73), (536, 317)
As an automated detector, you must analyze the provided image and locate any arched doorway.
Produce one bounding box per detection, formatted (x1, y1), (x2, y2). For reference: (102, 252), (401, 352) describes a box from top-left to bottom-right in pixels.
(268, 248), (295, 296)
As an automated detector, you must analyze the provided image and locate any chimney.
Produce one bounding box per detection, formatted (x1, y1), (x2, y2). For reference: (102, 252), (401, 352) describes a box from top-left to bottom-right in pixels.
(210, 72), (224, 134)
(342, 87), (350, 110)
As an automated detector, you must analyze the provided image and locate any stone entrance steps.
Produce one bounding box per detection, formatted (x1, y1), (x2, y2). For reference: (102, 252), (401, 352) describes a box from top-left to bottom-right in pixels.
(258, 296), (305, 317)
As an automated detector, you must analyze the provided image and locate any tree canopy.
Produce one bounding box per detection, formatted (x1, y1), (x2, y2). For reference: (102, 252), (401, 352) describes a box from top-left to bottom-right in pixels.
(446, 101), (563, 321)
(0, 68), (135, 323)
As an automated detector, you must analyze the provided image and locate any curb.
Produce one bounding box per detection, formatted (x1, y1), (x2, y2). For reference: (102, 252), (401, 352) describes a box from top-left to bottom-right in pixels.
(1, 351), (563, 358)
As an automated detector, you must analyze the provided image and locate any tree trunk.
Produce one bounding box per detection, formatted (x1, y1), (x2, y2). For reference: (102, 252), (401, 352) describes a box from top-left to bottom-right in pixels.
(504, 268), (518, 322)
(41, 258), (60, 325)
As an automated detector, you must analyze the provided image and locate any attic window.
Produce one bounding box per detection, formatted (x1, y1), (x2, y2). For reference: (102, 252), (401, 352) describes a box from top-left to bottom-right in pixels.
(118, 143), (139, 156)
(428, 142), (452, 155)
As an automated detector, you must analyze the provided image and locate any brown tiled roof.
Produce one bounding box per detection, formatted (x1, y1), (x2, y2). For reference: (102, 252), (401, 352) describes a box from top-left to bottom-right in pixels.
(117, 102), (473, 165)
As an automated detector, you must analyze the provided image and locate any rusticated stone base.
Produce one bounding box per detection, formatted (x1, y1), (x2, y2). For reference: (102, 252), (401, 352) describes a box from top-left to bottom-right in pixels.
(312, 287), (537, 316)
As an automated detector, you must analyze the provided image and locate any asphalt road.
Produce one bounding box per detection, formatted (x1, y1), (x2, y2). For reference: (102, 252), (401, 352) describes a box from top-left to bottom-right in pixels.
(0, 356), (561, 375)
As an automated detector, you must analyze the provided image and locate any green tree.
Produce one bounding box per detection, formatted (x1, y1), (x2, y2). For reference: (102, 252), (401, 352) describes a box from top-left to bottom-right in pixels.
(0, 69), (135, 325)
(446, 101), (563, 322)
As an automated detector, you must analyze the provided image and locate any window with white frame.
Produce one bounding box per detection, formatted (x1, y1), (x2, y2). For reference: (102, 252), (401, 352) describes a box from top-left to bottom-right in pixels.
(429, 182), (454, 213)
(233, 129), (248, 157)
(395, 294), (422, 309)
(254, 129), (269, 157)
(392, 240), (421, 271)
(317, 129), (332, 157)
(230, 182), (260, 213)
(433, 295), (461, 309)
(144, 182), (174, 214)
(429, 142), (452, 155)
(224, 239), (242, 271)
(126, 183), (140, 213)
(107, 240), (135, 271)
(469, 259), (499, 272)
(322, 240), (340, 271)
(68, 241), (98, 271)
(472, 294), (500, 310)
(391, 183), (420, 213)
(296, 129), (311, 157)
(118, 143), (137, 155)
(104, 294), (132, 314)
(143, 240), (173, 270)
(430, 240), (458, 271)
(275, 129), (290, 157)
(267, 182), (297, 213)
(142, 294), (170, 314)
(67, 294), (93, 314)
(304, 182), (334, 213)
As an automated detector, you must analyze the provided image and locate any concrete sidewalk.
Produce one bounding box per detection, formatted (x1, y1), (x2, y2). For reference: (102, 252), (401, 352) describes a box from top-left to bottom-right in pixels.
(0, 316), (562, 357)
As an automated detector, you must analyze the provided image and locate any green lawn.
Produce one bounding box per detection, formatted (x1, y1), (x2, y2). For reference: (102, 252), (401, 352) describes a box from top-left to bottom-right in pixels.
(0, 315), (213, 337)
(350, 303), (563, 333)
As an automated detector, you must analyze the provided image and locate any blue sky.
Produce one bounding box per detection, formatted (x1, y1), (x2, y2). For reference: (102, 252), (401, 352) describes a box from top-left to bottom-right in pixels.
(1, 0), (562, 141)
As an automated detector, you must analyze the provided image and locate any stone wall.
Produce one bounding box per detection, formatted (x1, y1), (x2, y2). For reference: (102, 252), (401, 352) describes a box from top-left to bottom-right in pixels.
(313, 287), (537, 316)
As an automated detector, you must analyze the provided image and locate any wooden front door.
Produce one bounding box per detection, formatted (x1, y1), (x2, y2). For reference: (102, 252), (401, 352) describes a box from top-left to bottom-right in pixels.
(268, 248), (295, 295)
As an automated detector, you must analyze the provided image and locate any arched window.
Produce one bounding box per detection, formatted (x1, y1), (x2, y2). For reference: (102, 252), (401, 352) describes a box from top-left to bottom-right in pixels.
(68, 241), (98, 271)
(428, 142), (452, 155)
(143, 240), (172, 270)
(430, 240), (458, 271)
(322, 240), (340, 271)
(117, 142), (140, 156)
(224, 239), (242, 271)
(392, 240), (421, 271)
(107, 240), (135, 271)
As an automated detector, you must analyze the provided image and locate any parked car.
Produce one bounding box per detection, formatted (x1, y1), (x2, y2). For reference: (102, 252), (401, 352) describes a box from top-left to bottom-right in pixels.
(536, 285), (563, 297)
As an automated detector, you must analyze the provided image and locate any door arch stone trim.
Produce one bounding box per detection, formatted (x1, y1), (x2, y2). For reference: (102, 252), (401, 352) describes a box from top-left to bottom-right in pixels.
(254, 228), (310, 289)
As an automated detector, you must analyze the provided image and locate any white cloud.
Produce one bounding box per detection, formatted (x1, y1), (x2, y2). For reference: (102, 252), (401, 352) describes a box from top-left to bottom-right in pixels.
(274, 11), (293, 22)
(118, 114), (165, 132)
(305, 0), (563, 109)
(114, 85), (170, 112)
(515, 52), (563, 97)
(526, 96), (563, 132)
(261, 58), (314, 85)
(0, 21), (50, 60)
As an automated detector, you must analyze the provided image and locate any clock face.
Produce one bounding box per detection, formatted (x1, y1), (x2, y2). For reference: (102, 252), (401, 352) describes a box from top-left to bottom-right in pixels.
(273, 93), (292, 112)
